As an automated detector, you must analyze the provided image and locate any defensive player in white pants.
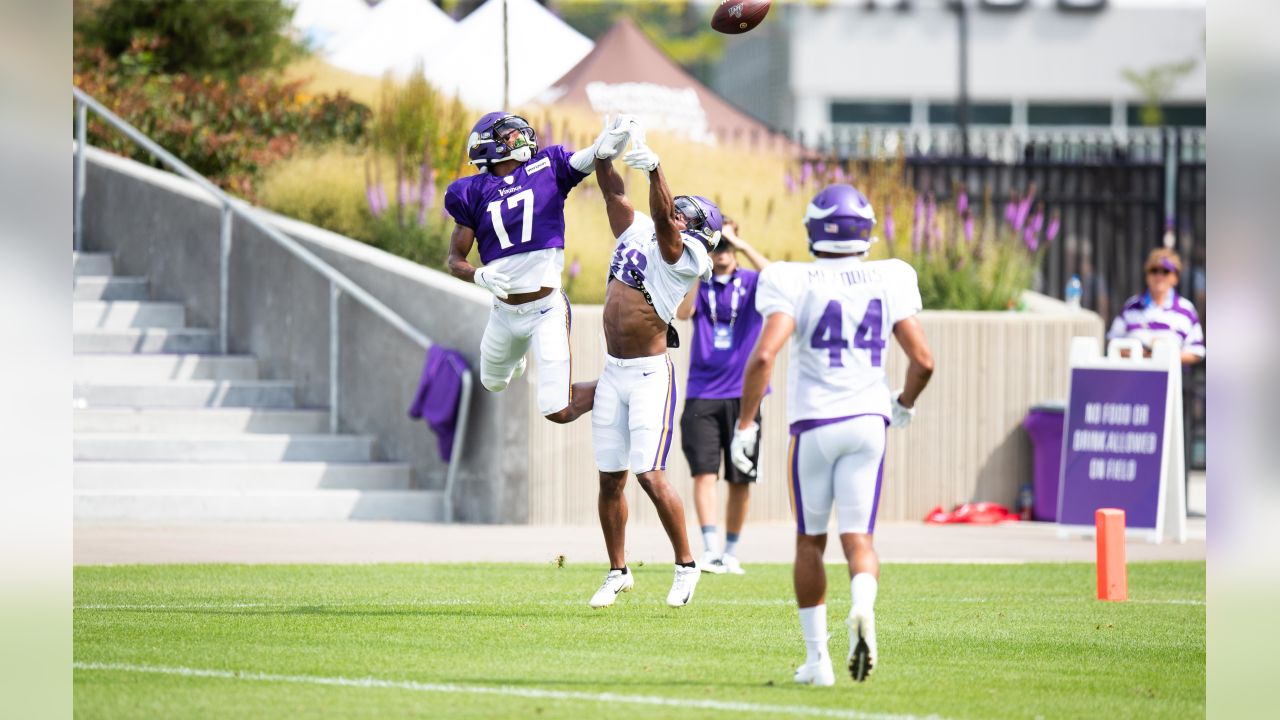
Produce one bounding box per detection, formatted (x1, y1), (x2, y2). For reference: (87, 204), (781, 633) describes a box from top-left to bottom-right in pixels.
(445, 113), (634, 422)
(731, 184), (935, 684)
(586, 126), (724, 609)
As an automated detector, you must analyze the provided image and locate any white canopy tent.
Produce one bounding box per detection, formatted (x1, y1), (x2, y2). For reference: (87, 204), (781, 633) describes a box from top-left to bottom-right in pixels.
(326, 0), (457, 79)
(427, 0), (593, 111)
(288, 0), (373, 56)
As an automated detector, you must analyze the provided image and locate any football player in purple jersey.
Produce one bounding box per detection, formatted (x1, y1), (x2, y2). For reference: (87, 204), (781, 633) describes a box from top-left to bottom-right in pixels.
(445, 112), (632, 423)
(585, 125), (722, 610)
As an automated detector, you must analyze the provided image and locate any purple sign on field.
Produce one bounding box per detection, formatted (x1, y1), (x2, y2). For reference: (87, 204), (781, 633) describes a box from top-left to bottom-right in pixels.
(1058, 368), (1169, 529)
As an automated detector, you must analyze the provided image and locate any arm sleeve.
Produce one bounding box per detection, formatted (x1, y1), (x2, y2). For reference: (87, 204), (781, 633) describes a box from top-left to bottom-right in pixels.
(568, 146), (596, 175)
(887, 260), (923, 325)
(443, 182), (474, 229)
(549, 145), (589, 195)
(755, 264), (797, 319)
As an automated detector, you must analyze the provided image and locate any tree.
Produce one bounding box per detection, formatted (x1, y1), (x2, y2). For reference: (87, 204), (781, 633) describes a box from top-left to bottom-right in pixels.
(74, 0), (303, 78)
(1122, 59), (1198, 127)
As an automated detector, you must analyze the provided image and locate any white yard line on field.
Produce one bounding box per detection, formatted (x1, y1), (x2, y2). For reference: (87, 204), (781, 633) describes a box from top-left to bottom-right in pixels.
(73, 661), (944, 720)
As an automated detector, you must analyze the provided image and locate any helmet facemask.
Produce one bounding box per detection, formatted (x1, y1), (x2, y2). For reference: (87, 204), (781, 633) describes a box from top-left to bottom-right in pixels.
(468, 113), (538, 171)
(675, 195), (722, 251)
(492, 116), (537, 163)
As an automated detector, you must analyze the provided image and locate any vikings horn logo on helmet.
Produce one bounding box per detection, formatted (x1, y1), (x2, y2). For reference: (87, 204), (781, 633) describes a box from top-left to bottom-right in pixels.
(804, 184), (878, 255)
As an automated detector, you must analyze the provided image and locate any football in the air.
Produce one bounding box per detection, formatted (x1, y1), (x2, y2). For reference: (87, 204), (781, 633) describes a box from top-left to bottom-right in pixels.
(710, 0), (771, 35)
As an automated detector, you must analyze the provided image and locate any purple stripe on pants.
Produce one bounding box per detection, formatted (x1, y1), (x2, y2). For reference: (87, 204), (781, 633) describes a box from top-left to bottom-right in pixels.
(867, 437), (887, 534)
(660, 357), (677, 467)
(651, 356), (677, 471)
(791, 434), (805, 534)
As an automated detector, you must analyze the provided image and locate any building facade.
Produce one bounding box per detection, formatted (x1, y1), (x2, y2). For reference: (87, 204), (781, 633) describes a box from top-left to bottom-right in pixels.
(713, 0), (1206, 142)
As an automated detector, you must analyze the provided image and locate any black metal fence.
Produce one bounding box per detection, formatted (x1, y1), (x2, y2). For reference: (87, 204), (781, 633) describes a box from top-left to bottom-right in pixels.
(797, 126), (1207, 469)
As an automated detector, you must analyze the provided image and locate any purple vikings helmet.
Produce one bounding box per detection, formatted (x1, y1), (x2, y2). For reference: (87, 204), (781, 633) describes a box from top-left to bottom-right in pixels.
(804, 184), (877, 255)
(674, 195), (724, 251)
(467, 112), (538, 171)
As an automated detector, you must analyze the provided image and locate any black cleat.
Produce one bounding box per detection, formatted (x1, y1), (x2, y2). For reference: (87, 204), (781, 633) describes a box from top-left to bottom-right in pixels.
(849, 636), (873, 681)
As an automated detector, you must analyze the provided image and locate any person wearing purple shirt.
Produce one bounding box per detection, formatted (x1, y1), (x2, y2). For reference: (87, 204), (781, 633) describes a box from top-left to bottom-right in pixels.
(673, 219), (771, 575)
(445, 112), (633, 423)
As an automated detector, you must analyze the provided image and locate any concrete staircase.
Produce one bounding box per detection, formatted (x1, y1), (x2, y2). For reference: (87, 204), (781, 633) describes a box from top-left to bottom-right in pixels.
(73, 251), (444, 521)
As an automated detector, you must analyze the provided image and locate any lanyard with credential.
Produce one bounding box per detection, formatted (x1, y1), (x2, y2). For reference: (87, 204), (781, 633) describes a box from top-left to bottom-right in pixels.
(706, 275), (747, 330)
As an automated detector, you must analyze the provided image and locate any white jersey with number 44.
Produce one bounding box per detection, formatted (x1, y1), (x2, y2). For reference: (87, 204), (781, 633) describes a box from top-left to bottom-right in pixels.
(756, 256), (922, 426)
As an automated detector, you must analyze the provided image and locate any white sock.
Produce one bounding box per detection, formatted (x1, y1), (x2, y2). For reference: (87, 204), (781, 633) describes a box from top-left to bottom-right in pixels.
(851, 573), (878, 615)
(701, 526), (720, 555)
(798, 604), (829, 664)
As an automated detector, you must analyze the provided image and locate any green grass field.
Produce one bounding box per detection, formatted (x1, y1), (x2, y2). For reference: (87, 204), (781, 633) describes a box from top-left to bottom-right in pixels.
(74, 562), (1204, 719)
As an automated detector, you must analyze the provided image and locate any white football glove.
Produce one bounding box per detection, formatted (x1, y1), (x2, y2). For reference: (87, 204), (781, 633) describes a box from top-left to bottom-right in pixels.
(473, 265), (511, 300)
(593, 114), (634, 160)
(729, 422), (759, 477)
(623, 143), (660, 174)
(890, 390), (915, 428)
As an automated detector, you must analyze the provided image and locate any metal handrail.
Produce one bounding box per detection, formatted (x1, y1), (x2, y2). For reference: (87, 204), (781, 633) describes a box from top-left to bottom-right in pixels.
(71, 85), (471, 522)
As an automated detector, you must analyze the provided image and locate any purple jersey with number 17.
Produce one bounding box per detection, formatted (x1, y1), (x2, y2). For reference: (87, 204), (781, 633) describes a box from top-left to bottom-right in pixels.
(443, 145), (587, 265)
(755, 256), (922, 426)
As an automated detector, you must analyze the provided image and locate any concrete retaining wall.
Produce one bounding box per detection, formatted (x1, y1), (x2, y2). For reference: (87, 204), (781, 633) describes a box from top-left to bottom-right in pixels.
(527, 306), (1104, 526)
(81, 147), (528, 523)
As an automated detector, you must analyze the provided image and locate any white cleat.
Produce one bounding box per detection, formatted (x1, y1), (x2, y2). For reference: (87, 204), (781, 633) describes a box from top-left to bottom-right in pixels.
(793, 658), (836, 687)
(588, 568), (634, 608)
(700, 551), (727, 574)
(847, 609), (877, 681)
(720, 553), (745, 575)
(666, 563), (701, 607)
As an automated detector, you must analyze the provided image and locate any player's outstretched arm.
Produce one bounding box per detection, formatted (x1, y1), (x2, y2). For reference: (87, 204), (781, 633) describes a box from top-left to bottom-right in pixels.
(647, 164), (684, 265)
(621, 140), (681, 264)
(892, 316), (935, 408)
(730, 311), (795, 475)
(595, 157), (634, 239)
(738, 312), (795, 430)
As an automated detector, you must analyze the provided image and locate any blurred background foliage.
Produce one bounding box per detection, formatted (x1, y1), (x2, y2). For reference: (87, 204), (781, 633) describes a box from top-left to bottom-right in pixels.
(72, 0), (1041, 310)
(74, 0), (305, 78)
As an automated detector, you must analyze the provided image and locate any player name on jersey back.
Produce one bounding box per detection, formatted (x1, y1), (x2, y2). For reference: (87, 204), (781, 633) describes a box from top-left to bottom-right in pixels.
(756, 257), (923, 426)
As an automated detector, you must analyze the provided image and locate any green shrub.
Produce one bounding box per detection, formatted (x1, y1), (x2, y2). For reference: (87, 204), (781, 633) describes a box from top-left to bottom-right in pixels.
(258, 149), (372, 241)
(74, 0), (303, 78)
(366, 214), (453, 272)
(75, 39), (371, 198)
(881, 186), (1052, 311)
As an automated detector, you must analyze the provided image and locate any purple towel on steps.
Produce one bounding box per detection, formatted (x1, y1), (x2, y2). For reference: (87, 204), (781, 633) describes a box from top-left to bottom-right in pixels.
(408, 345), (468, 462)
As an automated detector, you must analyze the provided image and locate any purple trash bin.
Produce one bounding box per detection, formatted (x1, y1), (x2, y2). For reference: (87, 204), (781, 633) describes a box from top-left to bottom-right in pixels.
(1022, 403), (1066, 522)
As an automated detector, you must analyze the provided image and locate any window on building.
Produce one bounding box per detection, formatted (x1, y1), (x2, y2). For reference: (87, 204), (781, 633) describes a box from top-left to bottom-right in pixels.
(928, 102), (1013, 125)
(1027, 103), (1113, 126)
(830, 102), (912, 125)
(1125, 103), (1206, 128)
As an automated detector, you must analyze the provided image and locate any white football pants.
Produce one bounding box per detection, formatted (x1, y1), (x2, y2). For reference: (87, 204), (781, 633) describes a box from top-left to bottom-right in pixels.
(787, 414), (888, 536)
(591, 353), (677, 474)
(480, 290), (573, 416)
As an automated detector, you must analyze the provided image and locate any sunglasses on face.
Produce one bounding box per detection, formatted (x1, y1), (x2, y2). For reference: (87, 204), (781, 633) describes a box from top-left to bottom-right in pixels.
(1146, 267), (1174, 276)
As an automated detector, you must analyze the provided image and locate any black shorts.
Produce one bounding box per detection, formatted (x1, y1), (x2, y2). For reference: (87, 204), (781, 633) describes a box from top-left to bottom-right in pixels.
(680, 397), (762, 484)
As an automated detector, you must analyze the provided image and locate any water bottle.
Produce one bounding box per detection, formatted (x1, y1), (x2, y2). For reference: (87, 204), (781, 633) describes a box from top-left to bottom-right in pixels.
(1018, 483), (1034, 521)
(1066, 274), (1082, 310)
